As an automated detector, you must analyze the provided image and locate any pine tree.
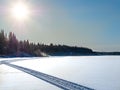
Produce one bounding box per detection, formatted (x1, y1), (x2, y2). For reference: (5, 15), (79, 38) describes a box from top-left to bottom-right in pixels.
(0, 30), (7, 55)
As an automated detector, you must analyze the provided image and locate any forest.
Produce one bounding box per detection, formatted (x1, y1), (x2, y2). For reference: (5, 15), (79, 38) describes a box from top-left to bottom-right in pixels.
(0, 30), (95, 57)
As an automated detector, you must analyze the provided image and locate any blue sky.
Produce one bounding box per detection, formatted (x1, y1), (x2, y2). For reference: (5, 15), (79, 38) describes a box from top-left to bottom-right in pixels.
(0, 0), (120, 51)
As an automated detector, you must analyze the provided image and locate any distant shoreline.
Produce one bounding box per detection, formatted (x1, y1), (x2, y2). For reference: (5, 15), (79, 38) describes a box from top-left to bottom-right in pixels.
(0, 51), (120, 58)
(0, 30), (120, 58)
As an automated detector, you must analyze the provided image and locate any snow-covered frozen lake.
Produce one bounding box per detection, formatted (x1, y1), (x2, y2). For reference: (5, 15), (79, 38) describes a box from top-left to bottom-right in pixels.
(0, 56), (120, 90)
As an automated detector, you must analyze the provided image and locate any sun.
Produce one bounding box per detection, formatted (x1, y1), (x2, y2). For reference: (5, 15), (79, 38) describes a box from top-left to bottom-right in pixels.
(11, 2), (30, 21)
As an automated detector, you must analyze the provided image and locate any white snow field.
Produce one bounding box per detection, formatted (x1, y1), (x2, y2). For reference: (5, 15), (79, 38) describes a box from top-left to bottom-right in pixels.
(0, 56), (120, 90)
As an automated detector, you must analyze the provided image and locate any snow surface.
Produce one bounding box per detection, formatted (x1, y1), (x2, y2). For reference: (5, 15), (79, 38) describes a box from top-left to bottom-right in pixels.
(0, 56), (120, 90)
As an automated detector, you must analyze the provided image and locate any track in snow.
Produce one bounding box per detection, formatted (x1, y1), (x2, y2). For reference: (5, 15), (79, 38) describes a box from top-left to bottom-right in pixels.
(3, 61), (94, 90)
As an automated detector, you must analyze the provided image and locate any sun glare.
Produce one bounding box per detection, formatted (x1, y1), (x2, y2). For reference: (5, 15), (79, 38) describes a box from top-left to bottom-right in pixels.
(11, 2), (30, 21)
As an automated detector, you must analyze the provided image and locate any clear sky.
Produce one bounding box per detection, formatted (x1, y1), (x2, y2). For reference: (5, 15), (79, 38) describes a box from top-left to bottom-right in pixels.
(0, 0), (120, 51)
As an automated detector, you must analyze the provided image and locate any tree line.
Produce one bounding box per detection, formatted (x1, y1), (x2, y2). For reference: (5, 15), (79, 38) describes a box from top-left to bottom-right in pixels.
(0, 30), (93, 57)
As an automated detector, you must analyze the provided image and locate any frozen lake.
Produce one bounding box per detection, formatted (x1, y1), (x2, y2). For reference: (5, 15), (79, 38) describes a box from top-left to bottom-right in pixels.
(0, 56), (120, 90)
